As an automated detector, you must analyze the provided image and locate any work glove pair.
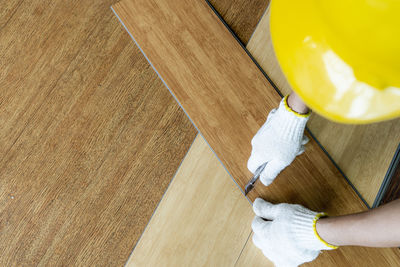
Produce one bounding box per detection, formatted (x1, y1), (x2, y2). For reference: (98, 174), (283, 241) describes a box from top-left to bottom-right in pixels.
(248, 96), (337, 266)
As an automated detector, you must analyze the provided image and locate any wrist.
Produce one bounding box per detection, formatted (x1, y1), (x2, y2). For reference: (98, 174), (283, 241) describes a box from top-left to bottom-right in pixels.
(313, 214), (339, 249)
(316, 216), (344, 247)
(316, 212), (367, 247)
(275, 97), (310, 143)
(286, 93), (310, 115)
(291, 210), (338, 251)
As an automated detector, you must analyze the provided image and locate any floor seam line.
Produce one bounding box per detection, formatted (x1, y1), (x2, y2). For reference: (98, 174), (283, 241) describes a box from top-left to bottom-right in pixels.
(234, 230), (252, 266)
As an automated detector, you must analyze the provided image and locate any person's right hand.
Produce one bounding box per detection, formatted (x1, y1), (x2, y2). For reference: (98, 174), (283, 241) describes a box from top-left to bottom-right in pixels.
(247, 96), (310, 186)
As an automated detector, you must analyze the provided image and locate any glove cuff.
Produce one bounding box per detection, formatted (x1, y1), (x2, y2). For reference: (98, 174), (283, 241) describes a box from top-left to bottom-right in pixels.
(276, 96), (310, 143)
(292, 211), (338, 251)
(282, 95), (311, 118)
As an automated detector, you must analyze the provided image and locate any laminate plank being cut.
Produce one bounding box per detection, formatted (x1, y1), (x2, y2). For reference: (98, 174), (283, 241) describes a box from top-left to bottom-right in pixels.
(246, 9), (400, 207)
(112, 0), (400, 265)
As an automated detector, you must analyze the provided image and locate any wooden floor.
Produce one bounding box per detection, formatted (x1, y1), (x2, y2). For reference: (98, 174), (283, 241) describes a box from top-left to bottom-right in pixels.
(0, 0), (197, 265)
(112, 0), (400, 265)
(3, 0), (398, 265)
(246, 10), (400, 207)
(0, 0), (267, 265)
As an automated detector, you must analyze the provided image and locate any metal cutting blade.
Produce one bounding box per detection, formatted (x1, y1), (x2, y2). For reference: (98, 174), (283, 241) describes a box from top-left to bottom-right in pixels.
(244, 162), (267, 195)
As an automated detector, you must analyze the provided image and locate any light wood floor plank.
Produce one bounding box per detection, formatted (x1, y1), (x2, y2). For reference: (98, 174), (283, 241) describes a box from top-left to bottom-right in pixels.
(246, 9), (400, 206)
(112, 0), (400, 265)
(126, 136), (254, 267)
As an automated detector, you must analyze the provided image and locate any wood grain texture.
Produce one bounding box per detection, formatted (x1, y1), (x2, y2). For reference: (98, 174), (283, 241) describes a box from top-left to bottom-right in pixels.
(127, 136), (254, 267)
(207, 0), (269, 45)
(0, 0), (197, 265)
(112, 0), (400, 265)
(0, 0), (23, 28)
(246, 9), (400, 206)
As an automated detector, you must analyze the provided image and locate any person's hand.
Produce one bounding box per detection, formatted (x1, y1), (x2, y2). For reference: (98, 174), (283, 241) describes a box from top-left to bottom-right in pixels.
(251, 198), (337, 267)
(247, 96), (310, 186)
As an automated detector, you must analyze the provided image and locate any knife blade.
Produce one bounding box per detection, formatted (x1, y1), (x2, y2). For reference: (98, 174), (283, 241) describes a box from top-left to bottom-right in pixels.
(244, 162), (267, 195)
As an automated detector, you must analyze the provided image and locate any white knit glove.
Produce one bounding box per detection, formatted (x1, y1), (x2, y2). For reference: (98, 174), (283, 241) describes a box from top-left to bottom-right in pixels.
(251, 198), (337, 267)
(247, 96), (310, 186)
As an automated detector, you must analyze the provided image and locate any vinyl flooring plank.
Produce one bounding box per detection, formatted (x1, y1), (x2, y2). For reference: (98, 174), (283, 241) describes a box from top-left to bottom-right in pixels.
(126, 135), (254, 267)
(112, 0), (400, 265)
(0, 1), (196, 265)
(246, 9), (400, 207)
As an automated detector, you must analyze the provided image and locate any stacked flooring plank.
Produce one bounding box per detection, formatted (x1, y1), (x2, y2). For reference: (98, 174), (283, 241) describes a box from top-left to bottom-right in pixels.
(112, 0), (400, 265)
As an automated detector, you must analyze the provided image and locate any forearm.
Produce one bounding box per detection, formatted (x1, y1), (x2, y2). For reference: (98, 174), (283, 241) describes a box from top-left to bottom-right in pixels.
(316, 199), (400, 247)
(287, 92), (400, 247)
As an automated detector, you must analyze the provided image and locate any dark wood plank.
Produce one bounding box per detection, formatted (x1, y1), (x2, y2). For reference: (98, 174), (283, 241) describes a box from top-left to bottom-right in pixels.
(381, 168), (400, 204)
(112, 0), (400, 265)
(0, 0), (196, 265)
(207, 0), (269, 44)
(380, 147), (400, 205)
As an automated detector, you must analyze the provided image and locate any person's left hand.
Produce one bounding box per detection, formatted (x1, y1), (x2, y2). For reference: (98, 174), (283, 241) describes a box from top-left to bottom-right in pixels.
(251, 198), (337, 267)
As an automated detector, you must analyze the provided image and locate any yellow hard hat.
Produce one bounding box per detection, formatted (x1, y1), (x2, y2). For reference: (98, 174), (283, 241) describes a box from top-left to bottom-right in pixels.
(270, 0), (400, 124)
